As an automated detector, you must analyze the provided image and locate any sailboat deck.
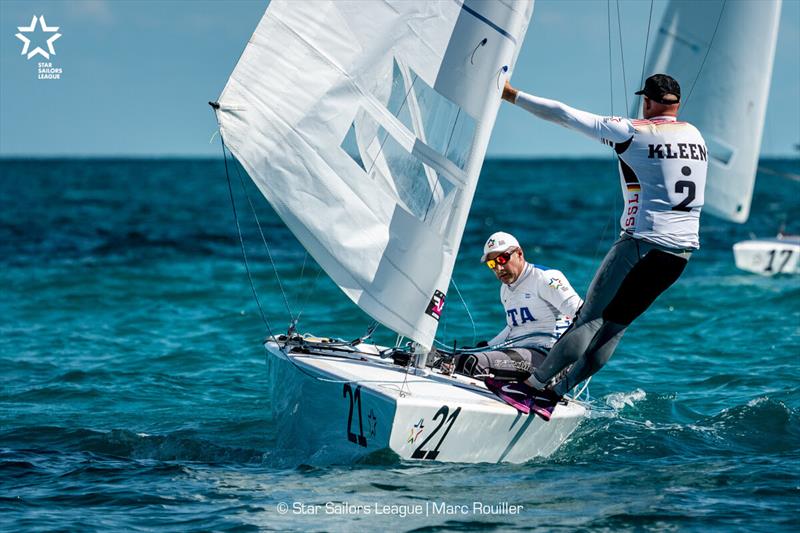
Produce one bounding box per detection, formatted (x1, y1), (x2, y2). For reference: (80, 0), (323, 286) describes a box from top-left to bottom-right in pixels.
(273, 342), (586, 418)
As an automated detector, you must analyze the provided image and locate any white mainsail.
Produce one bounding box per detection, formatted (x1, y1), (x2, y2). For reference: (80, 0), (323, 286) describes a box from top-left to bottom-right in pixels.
(636, 0), (781, 223)
(214, 1), (533, 348)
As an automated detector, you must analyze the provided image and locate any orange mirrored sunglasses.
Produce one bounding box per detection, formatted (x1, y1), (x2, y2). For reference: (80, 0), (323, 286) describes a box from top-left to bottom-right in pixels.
(485, 249), (517, 269)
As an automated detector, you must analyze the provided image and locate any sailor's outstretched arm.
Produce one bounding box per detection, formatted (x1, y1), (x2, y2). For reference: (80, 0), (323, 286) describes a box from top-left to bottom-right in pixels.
(502, 81), (633, 145)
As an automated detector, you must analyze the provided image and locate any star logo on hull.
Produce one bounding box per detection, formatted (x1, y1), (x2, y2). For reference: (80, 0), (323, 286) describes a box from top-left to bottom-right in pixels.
(407, 418), (424, 443)
(16, 15), (61, 60)
(367, 409), (377, 437)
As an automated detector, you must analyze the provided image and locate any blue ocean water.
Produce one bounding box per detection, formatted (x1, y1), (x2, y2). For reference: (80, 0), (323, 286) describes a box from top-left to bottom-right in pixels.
(1, 157), (798, 532)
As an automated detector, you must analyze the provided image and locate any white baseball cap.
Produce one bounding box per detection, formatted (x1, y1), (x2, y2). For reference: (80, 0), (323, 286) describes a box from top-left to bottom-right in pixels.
(480, 231), (520, 262)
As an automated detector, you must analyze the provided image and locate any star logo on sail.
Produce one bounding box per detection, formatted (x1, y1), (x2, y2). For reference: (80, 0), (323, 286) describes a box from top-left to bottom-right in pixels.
(425, 290), (446, 321)
(15, 15), (61, 60)
(367, 409), (377, 437)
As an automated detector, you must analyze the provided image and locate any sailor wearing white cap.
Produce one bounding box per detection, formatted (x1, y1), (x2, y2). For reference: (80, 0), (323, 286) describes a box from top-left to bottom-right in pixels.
(456, 231), (582, 417)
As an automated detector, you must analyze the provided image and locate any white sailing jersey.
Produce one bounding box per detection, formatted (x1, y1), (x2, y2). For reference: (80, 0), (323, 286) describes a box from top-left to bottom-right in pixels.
(489, 263), (583, 349)
(514, 92), (708, 249)
(615, 117), (707, 249)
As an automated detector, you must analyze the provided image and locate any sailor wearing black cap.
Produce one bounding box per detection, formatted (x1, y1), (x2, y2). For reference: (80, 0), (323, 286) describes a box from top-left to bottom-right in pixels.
(495, 74), (708, 419)
(634, 73), (682, 104)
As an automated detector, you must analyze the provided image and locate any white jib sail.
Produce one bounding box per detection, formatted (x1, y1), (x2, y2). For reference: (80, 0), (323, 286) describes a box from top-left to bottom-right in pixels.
(636, 0), (781, 223)
(214, 1), (533, 348)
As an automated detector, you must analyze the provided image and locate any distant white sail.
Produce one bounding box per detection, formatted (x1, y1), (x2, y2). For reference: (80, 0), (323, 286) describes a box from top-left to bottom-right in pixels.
(214, 1), (533, 348)
(637, 0), (781, 223)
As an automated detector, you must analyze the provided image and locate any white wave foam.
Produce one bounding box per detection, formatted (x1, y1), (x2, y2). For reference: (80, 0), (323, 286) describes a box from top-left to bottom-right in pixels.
(604, 389), (646, 410)
(746, 396), (768, 407)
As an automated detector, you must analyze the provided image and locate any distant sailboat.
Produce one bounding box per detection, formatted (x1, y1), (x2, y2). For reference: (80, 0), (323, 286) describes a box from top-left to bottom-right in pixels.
(733, 234), (799, 275)
(212, 0), (587, 463)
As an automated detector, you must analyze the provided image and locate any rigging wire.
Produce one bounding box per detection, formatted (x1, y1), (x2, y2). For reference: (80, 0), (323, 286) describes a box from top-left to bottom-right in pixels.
(218, 129), (350, 390)
(231, 161), (294, 324)
(441, 282), (448, 342)
(593, 0), (619, 266)
(297, 252), (309, 302)
(637, 0), (655, 99)
(219, 138), (276, 338)
(217, 129), (357, 388)
(615, 0), (630, 116)
(607, 2), (612, 113)
(293, 266), (323, 325)
(450, 279), (477, 346)
(683, 0), (727, 111)
(292, 251), (314, 322)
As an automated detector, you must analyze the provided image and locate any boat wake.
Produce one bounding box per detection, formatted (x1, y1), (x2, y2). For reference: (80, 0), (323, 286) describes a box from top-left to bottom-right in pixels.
(553, 391), (799, 462)
(602, 388), (648, 411)
(3, 395), (794, 470)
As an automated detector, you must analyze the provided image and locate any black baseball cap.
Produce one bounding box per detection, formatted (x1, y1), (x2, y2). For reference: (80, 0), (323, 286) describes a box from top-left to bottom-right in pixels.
(635, 74), (681, 104)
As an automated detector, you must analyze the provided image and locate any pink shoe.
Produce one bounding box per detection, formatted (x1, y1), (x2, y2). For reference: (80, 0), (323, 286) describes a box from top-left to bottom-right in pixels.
(531, 400), (556, 421)
(531, 389), (562, 421)
(484, 377), (535, 414)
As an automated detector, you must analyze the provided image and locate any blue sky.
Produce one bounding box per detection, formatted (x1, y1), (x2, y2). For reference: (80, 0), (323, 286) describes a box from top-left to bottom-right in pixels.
(1, 0), (798, 157)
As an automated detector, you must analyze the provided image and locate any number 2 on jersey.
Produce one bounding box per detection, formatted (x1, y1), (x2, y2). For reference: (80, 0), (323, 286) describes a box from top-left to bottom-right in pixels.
(672, 166), (696, 212)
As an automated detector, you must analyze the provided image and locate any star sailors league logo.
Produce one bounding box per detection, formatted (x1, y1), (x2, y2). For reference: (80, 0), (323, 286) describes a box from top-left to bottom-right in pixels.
(16, 15), (61, 59)
(15, 15), (63, 80)
(425, 290), (446, 321)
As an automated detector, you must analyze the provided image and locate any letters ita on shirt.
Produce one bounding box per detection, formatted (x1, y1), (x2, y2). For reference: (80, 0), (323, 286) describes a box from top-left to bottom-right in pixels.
(490, 263), (583, 348)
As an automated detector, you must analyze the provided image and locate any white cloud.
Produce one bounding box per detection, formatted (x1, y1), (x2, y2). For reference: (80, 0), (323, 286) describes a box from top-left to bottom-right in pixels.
(70, 0), (114, 25)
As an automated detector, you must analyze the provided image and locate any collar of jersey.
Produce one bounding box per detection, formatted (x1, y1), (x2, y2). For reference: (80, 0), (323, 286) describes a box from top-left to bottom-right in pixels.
(507, 262), (533, 290)
(649, 115), (677, 122)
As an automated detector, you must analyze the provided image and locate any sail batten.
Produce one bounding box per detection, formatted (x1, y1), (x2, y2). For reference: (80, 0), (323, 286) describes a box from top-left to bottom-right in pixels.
(216, 0), (533, 347)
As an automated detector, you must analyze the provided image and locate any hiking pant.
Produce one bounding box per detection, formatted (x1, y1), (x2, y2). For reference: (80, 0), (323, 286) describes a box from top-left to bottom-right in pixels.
(456, 347), (548, 379)
(534, 233), (691, 397)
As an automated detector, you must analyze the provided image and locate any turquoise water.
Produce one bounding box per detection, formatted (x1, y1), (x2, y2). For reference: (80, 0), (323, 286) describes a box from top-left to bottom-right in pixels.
(1, 158), (798, 531)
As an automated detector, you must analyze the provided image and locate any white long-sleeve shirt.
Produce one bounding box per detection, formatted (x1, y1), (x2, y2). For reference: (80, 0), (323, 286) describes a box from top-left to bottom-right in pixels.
(514, 91), (707, 250)
(489, 263), (583, 349)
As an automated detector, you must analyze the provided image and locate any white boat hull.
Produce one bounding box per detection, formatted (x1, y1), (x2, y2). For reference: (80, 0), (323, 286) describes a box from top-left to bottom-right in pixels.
(266, 339), (586, 464)
(733, 236), (800, 276)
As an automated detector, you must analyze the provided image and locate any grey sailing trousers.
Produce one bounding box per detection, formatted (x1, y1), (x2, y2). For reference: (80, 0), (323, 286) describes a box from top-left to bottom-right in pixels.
(534, 233), (691, 397)
(457, 347), (547, 379)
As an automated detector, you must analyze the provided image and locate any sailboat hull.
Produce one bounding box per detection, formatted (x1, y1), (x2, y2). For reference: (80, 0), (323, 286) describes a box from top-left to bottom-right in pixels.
(733, 237), (800, 276)
(265, 340), (586, 464)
